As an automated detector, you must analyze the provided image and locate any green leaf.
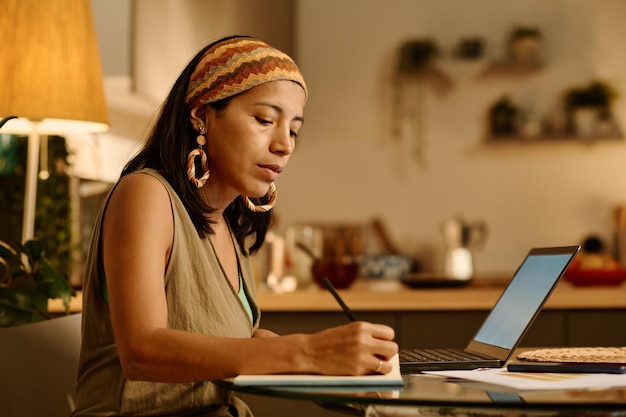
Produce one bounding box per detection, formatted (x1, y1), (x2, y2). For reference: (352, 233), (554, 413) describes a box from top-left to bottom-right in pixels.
(22, 239), (44, 266)
(0, 304), (37, 327)
(0, 241), (18, 261)
(0, 235), (75, 323)
(0, 257), (10, 284)
(0, 287), (39, 327)
(9, 274), (39, 292)
(28, 291), (49, 316)
(37, 257), (75, 313)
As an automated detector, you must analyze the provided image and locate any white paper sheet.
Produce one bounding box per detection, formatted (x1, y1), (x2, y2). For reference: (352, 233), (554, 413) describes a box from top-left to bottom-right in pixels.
(424, 367), (626, 391)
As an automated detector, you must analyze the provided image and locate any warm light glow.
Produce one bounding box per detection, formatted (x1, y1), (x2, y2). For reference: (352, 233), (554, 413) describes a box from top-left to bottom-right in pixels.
(0, 0), (109, 133)
(0, 118), (108, 135)
(0, 0), (109, 242)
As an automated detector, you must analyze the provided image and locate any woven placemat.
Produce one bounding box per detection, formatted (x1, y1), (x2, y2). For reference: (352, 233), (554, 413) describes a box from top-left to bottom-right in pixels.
(517, 347), (626, 363)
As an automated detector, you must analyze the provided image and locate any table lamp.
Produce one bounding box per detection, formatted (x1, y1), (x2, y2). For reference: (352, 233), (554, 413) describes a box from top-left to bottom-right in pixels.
(0, 0), (109, 243)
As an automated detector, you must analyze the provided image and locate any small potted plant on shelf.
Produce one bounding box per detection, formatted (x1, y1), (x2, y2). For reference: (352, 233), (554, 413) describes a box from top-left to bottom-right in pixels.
(563, 80), (619, 137)
(394, 38), (452, 91)
(488, 95), (520, 138)
(391, 39), (450, 167)
(507, 25), (542, 65)
(396, 39), (440, 75)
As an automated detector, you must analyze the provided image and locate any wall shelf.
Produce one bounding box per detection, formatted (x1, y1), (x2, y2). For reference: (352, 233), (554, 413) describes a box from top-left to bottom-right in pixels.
(485, 118), (624, 147)
(468, 134), (625, 156)
(484, 135), (624, 146)
(479, 59), (543, 79)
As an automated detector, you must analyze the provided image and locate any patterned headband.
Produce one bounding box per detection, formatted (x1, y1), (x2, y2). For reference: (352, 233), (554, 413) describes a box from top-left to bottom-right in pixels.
(185, 37), (307, 109)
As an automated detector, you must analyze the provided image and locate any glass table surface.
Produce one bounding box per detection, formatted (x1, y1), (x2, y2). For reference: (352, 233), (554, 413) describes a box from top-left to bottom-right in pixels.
(216, 373), (626, 416)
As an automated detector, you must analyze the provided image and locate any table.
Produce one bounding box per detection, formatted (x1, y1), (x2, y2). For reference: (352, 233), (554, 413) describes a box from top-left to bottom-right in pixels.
(55, 280), (626, 415)
(216, 372), (626, 416)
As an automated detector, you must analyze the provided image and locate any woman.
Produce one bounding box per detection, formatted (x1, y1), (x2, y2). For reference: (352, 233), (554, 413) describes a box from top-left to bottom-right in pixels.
(74, 36), (397, 417)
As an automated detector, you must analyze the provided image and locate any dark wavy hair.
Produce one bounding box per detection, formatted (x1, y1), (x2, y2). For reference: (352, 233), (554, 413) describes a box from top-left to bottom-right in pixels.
(121, 36), (272, 255)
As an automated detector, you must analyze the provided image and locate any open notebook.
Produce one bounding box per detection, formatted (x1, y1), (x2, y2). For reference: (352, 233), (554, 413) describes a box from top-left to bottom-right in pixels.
(399, 246), (580, 373)
(229, 354), (402, 387)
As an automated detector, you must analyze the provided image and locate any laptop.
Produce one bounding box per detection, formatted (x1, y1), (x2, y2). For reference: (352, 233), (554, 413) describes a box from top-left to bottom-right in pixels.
(399, 246), (580, 373)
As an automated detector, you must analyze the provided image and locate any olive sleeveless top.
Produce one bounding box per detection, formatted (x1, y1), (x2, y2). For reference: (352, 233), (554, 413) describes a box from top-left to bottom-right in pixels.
(74, 169), (260, 416)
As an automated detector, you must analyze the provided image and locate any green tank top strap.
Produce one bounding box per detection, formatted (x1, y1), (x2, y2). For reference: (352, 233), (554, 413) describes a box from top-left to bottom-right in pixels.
(237, 274), (254, 324)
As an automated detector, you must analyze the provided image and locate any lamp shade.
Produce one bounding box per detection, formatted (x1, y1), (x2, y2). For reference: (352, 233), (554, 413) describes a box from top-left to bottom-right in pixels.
(0, 0), (109, 134)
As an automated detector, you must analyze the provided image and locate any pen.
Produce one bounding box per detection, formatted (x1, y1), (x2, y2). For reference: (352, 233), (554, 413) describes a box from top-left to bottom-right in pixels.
(322, 277), (358, 322)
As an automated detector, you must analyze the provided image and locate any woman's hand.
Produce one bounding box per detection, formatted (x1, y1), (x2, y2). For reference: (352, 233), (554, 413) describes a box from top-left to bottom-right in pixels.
(301, 321), (398, 376)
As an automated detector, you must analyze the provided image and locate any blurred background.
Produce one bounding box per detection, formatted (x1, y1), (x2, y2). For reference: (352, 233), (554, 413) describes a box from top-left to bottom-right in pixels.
(2, 0), (626, 285)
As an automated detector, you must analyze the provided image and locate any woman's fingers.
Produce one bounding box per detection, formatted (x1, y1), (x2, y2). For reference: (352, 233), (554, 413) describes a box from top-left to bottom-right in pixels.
(348, 321), (398, 360)
(368, 322), (396, 342)
(305, 321), (398, 375)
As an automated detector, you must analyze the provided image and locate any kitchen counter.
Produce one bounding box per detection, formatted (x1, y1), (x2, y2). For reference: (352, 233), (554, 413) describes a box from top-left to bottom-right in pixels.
(255, 278), (626, 311)
(49, 277), (626, 314)
(51, 277), (626, 353)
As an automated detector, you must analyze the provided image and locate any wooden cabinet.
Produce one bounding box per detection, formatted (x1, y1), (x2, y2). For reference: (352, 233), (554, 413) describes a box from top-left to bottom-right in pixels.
(260, 308), (626, 349)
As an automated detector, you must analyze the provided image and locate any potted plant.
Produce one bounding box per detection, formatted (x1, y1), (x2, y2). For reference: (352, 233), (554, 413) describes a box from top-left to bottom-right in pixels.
(563, 80), (619, 137)
(0, 239), (75, 327)
(507, 25), (542, 64)
(564, 80), (618, 109)
(395, 39), (440, 75)
(0, 116), (75, 327)
(391, 39), (448, 166)
(488, 95), (520, 137)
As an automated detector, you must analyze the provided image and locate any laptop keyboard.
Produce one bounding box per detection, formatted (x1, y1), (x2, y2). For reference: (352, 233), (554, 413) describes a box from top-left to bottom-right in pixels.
(400, 348), (491, 363)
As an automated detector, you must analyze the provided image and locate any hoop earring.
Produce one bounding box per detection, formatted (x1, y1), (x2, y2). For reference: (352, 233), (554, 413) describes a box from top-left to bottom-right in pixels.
(186, 126), (210, 188)
(244, 182), (277, 212)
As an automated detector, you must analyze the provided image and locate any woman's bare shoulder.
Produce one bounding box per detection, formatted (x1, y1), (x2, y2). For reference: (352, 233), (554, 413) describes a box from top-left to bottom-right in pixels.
(105, 172), (173, 226)
(117, 171), (168, 189)
(113, 172), (170, 202)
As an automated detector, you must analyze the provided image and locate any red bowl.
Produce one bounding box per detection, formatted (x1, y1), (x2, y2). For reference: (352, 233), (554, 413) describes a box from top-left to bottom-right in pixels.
(563, 268), (626, 286)
(311, 261), (359, 289)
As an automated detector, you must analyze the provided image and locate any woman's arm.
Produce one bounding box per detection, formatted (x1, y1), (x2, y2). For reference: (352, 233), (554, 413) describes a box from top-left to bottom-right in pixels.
(102, 174), (397, 383)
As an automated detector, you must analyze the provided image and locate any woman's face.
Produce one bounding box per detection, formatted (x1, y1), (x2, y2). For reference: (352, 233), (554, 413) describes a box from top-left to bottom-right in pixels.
(201, 80), (306, 206)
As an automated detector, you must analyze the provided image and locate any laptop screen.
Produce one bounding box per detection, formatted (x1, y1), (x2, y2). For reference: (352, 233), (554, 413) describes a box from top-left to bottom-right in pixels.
(472, 247), (579, 350)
